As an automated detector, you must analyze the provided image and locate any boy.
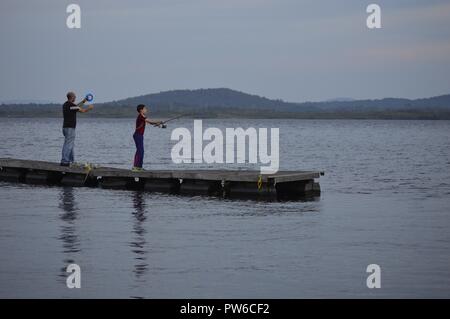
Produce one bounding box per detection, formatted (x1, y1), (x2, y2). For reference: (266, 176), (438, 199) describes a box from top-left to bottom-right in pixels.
(132, 104), (162, 171)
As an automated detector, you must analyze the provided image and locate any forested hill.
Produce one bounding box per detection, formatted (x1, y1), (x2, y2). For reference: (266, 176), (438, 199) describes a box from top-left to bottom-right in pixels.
(1, 88), (450, 119)
(111, 88), (290, 110)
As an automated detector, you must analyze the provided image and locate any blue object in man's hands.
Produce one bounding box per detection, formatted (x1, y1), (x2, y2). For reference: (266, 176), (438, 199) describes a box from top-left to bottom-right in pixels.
(85, 93), (94, 102)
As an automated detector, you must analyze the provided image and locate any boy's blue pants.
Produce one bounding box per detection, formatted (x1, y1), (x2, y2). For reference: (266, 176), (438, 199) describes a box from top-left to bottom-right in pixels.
(133, 132), (144, 168)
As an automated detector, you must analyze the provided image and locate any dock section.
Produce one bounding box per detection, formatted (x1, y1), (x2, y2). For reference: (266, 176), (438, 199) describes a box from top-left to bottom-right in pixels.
(0, 158), (323, 200)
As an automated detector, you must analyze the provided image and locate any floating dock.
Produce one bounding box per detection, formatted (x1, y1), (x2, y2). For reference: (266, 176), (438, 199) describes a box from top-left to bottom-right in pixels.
(0, 158), (323, 200)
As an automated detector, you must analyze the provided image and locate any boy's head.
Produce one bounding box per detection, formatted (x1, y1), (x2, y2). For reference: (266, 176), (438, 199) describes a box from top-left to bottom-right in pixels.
(137, 104), (147, 114)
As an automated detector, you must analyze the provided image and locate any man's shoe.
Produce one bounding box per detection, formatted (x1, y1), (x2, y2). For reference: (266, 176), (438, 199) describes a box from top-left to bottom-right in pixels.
(132, 167), (144, 172)
(60, 162), (70, 167)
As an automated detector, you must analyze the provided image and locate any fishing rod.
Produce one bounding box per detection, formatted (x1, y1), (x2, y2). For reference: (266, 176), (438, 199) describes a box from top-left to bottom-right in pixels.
(153, 113), (189, 128)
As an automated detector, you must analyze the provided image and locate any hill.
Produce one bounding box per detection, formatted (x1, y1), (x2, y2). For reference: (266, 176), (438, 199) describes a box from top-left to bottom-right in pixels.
(1, 88), (450, 119)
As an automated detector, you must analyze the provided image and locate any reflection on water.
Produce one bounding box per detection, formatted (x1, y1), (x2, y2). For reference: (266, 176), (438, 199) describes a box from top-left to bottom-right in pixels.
(56, 187), (151, 285)
(1, 119), (450, 298)
(58, 187), (80, 279)
(131, 191), (149, 279)
(58, 187), (80, 255)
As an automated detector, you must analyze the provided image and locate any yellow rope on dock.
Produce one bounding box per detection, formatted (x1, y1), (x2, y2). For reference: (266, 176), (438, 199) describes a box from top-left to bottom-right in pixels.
(83, 162), (95, 183)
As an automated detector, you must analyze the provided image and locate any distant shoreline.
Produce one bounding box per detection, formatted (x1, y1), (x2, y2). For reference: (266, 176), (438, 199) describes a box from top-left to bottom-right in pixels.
(2, 88), (450, 119)
(1, 113), (450, 120)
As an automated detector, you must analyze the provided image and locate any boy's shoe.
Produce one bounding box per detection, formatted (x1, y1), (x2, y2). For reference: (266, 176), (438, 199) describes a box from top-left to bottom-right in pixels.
(132, 166), (144, 172)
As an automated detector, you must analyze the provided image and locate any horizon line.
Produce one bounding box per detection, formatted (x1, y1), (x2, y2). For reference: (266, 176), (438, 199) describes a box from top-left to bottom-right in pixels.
(1, 88), (449, 105)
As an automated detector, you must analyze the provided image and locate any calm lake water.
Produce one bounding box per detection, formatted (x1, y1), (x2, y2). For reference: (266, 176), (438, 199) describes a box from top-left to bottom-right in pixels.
(0, 118), (449, 298)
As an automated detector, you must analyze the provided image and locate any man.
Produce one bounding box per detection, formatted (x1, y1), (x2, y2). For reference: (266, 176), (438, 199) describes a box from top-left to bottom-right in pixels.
(61, 91), (94, 166)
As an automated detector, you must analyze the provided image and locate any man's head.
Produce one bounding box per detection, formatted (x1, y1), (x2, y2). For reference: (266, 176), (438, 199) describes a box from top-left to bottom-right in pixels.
(137, 104), (148, 115)
(66, 92), (76, 103)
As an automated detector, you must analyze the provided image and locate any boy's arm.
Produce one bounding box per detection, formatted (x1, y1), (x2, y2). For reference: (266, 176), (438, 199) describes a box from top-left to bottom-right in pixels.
(145, 119), (162, 125)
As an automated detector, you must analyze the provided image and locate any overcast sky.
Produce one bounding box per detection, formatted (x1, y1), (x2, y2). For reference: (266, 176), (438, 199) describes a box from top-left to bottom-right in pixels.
(0, 0), (449, 103)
